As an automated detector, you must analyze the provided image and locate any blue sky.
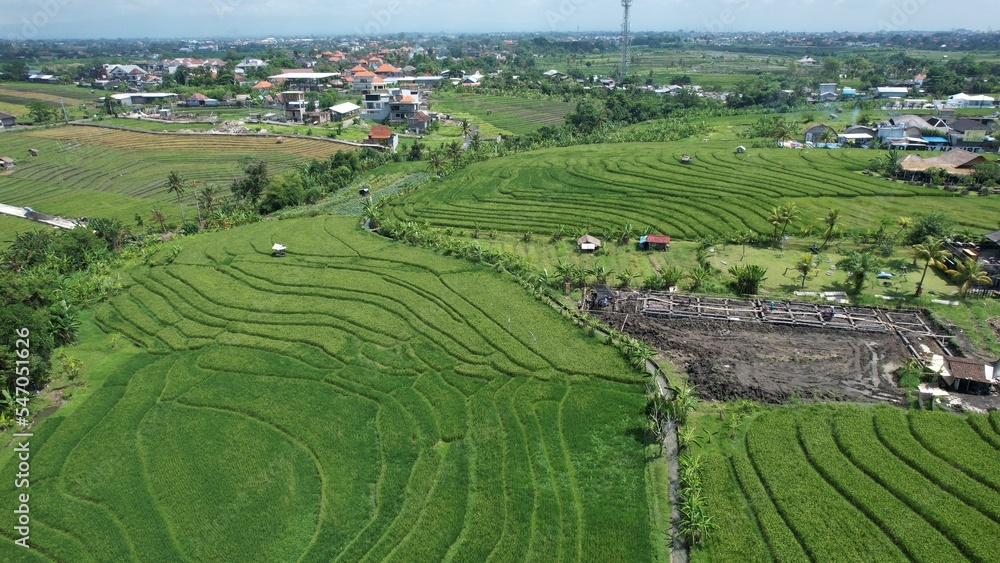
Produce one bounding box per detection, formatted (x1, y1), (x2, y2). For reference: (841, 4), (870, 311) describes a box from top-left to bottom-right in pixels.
(1, 0), (992, 40)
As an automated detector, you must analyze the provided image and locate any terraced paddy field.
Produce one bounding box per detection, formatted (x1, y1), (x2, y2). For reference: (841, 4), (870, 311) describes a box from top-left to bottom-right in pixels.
(0, 125), (356, 230)
(431, 93), (575, 135)
(695, 404), (1000, 562)
(385, 142), (1000, 240)
(0, 216), (661, 560)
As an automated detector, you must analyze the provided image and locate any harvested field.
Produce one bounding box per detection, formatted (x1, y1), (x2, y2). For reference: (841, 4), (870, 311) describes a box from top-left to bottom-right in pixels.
(608, 313), (909, 403)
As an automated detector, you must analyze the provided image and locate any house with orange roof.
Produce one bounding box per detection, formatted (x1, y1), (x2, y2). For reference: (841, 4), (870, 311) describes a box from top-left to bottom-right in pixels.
(252, 80), (273, 92)
(366, 125), (398, 151)
(375, 63), (401, 78)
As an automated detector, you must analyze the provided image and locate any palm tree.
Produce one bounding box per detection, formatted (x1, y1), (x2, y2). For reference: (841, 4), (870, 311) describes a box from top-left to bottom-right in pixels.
(946, 257), (992, 298)
(895, 216), (912, 240)
(166, 171), (186, 225)
(428, 152), (445, 176)
(768, 207), (782, 241)
(777, 201), (799, 240)
(795, 253), (815, 288)
(150, 208), (167, 234)
(911, 239), (949, 294)
(818, 127), (838, 144)
(461, 118), (470, 137)
(200, 185), (217, 215)
(821, 209), (840, 249)
(837, 251), (882, 295)
(445, 141), (462, 166)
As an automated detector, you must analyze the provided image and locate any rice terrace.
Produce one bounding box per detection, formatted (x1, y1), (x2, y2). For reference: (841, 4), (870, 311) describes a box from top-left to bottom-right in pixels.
(3, 16), (1000, 563)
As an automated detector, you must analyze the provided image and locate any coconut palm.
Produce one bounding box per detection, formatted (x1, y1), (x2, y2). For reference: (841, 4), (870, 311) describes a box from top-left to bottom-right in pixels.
(150, 208), (167, 234)
(795, 253), (816, 288)
(895, 216), (913, 240)
(768, 207), (782, 241)
(946, 257), (992, 298)
(821, 208), (840, 249)
(911, 238), (949, 294)
(777, 201), (800, 240)
(166, 171), (187, 225)
(427, 152), (445, 176)
(200, 185), (217, 215)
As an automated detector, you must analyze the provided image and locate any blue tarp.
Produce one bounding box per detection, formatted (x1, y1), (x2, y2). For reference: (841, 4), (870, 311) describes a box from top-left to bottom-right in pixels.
(923, 136), (949, 143)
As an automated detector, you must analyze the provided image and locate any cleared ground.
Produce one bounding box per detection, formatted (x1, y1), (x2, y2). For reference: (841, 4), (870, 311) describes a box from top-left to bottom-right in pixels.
(619, 315), (907, 403)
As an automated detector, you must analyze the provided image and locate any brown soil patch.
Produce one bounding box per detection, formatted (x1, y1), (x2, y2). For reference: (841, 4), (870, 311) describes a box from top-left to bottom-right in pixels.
(608, 313), (908, 404)
(989, 317), (1000, 341)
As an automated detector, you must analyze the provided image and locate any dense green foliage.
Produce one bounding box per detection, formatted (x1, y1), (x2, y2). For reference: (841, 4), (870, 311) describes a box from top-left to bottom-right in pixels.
(0, 216), (657, 559)
(694, 405), (1000, 562)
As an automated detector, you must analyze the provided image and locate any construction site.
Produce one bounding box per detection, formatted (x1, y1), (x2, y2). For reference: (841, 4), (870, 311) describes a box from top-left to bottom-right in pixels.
(594, 292), (994, 407)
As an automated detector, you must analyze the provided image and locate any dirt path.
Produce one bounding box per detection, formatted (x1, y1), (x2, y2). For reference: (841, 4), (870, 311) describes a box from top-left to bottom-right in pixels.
(652, 366), (686, 563)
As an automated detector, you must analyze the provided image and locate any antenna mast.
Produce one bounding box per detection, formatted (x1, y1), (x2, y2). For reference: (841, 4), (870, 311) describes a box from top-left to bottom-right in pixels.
(618, 0), (633, 82)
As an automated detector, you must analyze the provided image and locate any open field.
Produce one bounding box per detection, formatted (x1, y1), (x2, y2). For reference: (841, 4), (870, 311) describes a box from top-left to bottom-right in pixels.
(693, 404), (1000, 562)
(385, 141), (1000, 240)
(0, 216), (661, 560)
(431, 92), (575, 135)
(0, 125), (356, 230)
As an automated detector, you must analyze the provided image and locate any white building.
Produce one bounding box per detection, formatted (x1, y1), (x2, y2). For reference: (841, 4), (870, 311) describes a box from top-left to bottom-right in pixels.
(946, 93), (995, 109)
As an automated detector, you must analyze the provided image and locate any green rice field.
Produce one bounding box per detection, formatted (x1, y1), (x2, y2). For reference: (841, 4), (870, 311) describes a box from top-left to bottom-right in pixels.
(385, 142), (1000, 240)
(695, 405), (1000, 562)
(0, 125), (357, 236)
(0, 216), (661, 560)
(431, 93), (575, 135)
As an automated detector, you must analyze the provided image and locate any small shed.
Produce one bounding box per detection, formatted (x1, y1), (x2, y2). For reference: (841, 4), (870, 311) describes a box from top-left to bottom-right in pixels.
(359, 188), (370, 196)
(638, 234), (671, 251)
(939, 356), (997, 395)
(577, 234), (602, 253)
(0, 157), (13, 171)
(272, 243), (287, 257)
(589, 285), (616, 308)
(28, 149), (38, 157)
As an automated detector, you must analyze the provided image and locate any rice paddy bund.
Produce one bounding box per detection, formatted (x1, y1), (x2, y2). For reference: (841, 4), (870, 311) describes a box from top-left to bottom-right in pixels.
(0, 216), (655, 561)
(385, 142), (1000, 240)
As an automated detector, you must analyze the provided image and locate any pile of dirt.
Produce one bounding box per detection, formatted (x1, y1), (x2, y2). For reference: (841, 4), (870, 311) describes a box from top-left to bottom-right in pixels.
(211, 121), (250, 134)
(607, 313), (908, 405)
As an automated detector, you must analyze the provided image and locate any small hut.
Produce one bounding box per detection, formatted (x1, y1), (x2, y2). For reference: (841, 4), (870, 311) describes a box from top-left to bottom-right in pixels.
(638, 234), (671, 251)
(589, 285), (616, 308)
(28, 148), (38, 157)
(359, 188), (370, 196)
(577, 234), (602, 253)
(0, 157), (13, 171)
(272, 243), (287, 257)
(680, 154), (692, 164)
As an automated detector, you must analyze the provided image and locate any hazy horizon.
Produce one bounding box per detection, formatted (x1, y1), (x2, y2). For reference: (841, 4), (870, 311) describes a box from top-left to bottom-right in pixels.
(2, 0), (995, 42)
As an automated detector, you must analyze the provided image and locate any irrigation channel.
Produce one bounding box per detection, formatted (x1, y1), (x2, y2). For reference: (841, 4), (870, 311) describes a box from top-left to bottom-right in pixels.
(602, 292), (956, 362)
